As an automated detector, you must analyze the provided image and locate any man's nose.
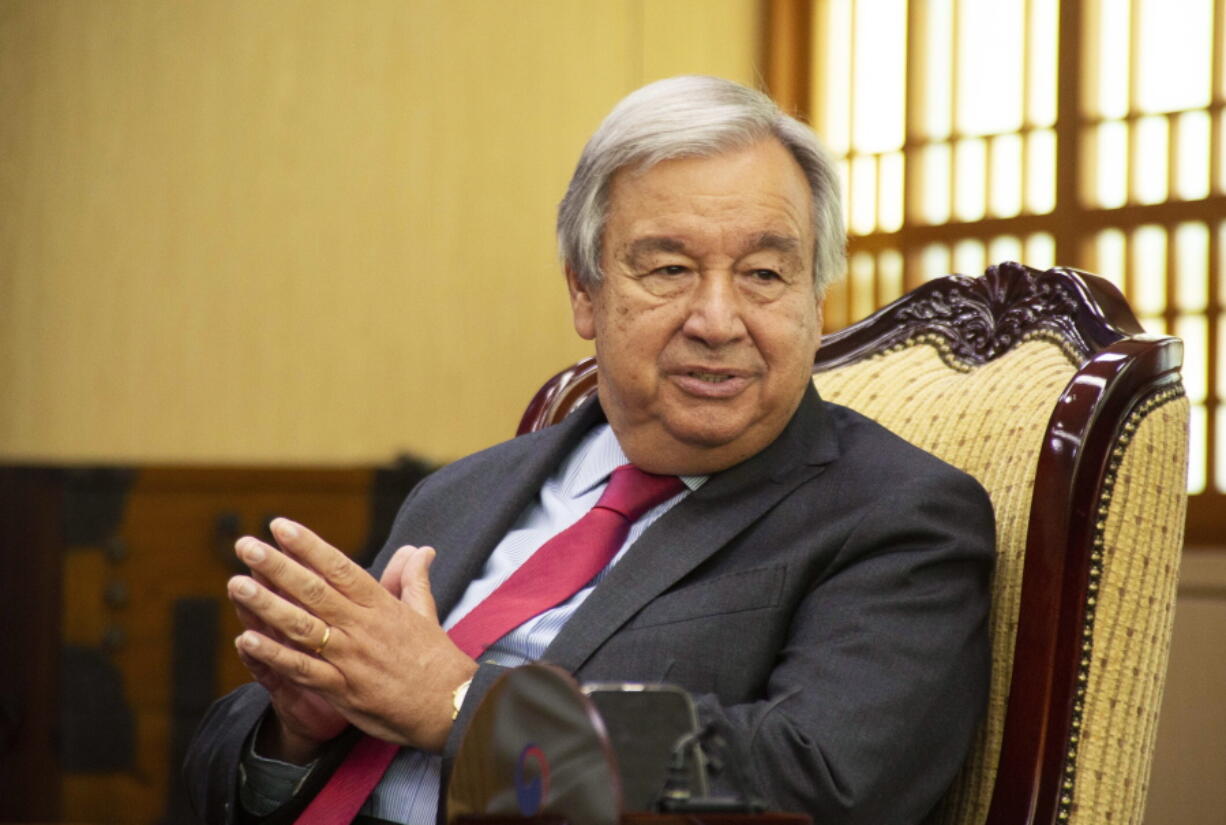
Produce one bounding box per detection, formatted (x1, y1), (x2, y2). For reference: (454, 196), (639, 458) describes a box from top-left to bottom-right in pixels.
(681, 273), (747, 346)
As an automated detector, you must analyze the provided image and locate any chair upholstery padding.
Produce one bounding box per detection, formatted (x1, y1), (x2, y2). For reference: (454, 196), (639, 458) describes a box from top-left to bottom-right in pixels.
(815, 337), (1079, 824)
(1072, 395), (1187, 824)
(816, 334), (1188, 825)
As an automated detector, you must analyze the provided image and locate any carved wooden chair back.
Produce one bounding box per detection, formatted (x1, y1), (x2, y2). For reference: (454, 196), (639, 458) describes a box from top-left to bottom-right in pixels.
(516, 262), (1189, 825)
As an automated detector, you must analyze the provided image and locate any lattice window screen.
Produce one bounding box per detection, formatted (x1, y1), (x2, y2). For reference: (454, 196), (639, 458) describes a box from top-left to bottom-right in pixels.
(806, 0), (1222, 508)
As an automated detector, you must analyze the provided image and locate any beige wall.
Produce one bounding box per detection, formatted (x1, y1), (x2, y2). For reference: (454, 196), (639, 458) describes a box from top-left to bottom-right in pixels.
(0, 0), (762, 465)
(1144, 549), (1226, 824)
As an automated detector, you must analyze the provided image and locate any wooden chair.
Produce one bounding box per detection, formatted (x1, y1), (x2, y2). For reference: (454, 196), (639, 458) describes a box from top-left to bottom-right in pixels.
(517, 262), (1189, 825)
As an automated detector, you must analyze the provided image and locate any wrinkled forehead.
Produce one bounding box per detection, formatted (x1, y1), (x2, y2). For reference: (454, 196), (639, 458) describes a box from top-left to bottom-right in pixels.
(622, 233), (805, 263)
(600, 141), (817, 269)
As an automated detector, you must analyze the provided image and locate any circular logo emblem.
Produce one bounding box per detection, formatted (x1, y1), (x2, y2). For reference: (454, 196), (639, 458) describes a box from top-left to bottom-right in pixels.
(514, 744), (551, 815)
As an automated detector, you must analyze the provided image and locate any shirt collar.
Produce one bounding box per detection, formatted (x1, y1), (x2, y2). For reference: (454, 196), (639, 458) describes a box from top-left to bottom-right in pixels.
(562, 423), (706, 500)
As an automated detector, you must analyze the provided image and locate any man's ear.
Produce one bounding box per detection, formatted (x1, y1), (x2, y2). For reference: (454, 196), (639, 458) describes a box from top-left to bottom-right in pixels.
(566, 265), (598, 341)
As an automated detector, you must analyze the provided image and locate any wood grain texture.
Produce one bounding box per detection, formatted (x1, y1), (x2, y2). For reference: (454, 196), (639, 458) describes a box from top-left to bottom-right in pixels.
(59, 466), (374, 823)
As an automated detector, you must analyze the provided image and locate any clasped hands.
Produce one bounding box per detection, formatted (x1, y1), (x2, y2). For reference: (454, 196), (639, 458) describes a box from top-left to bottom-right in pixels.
(226, 518), (477, 763)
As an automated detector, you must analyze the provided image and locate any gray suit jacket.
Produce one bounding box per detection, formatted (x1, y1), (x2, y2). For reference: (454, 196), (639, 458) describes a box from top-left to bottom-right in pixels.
(185, 385), (995, 824)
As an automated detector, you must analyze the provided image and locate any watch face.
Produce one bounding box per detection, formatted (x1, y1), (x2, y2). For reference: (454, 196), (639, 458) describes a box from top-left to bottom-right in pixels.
(446, 664), (620, 825)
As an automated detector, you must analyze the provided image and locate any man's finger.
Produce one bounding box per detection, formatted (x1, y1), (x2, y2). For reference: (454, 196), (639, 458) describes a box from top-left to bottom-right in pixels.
(236, 639), (279, 686)
(269, 518), (378, 604)
(399, 545), (439, 620)
(236, 534), (357, 623)
(378, 545), (415, 598)
(236, 630), (335, 690)
(379, 544), (435, 600)
(232, 599), (277, 638)
(228, 574), (334, 655)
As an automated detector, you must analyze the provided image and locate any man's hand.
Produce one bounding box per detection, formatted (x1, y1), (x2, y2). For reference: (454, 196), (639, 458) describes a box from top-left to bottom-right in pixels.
(227, 519), (477, 754)
(230, 582), (348, 764)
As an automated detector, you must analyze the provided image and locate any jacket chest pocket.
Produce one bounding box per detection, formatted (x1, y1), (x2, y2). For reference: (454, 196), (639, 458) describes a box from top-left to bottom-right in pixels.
(600, 565), (789, 700)
(623, 564), (786, 629)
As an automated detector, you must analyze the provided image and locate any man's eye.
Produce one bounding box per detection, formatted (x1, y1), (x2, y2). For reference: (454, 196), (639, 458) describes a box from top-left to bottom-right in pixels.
(653, 265), (689, 276)
(749, 269), (782, 282)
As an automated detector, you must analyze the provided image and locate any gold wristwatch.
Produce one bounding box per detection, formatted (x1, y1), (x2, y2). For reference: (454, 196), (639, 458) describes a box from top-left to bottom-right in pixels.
(451, 678), (473, 720)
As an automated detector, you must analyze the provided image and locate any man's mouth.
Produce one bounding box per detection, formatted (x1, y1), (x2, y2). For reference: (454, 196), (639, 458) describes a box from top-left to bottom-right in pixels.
(670, 368), (751, 398)
(688, 371), (735, 383)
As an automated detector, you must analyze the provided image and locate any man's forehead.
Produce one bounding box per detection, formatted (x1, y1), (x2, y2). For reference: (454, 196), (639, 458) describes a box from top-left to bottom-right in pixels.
(623, 232), (804, 259)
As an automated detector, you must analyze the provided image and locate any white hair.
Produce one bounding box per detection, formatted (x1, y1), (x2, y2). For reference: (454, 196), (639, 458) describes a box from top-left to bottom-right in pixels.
(557, 75), (845, 294)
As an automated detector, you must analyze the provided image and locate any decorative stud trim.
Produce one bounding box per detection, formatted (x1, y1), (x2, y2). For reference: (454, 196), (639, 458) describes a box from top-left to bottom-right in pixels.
(1055, 383), (1186, 823)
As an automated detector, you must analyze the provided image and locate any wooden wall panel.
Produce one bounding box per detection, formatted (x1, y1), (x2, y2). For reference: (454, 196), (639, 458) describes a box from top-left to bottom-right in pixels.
(0, 0), (762, 468)
(0, 470), (63, 820)
(57, 467), (376, 824)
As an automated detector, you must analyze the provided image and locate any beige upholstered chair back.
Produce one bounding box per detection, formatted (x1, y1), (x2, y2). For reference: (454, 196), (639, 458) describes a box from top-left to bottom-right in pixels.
(812, 264), (1188, 825)
(518, 263), (1189, 825)
(816, 338), (1074, 821)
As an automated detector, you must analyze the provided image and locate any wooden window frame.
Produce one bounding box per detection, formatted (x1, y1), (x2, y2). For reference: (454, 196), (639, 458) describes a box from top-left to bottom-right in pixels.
(764, 0), (1222, 544)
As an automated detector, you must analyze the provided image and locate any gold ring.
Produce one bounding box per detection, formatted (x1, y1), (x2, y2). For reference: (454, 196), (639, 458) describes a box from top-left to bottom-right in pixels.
(313, 625), (332, 656)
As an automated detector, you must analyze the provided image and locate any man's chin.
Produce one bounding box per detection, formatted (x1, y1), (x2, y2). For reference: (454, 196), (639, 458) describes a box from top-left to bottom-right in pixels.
(659, 417), (775, 468)
(665, 423), (747, 449)
(608, 417), (749, 474)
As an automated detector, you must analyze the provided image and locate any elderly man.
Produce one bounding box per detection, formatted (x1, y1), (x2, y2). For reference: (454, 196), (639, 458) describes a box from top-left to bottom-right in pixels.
(186, 76), (994, 825)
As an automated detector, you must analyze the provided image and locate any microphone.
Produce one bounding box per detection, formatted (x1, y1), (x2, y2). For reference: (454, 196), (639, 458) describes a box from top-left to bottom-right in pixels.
(581, 682), (766, 814)
(656, 724), (766, 814)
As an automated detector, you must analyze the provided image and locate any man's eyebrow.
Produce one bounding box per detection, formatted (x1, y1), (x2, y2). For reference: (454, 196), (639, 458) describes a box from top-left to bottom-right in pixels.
(625, 237), (689, 259)
(742, 232), (802, 257)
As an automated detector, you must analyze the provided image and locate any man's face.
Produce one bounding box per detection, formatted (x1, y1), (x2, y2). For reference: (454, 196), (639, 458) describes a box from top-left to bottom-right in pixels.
(567, 138), (823, 475)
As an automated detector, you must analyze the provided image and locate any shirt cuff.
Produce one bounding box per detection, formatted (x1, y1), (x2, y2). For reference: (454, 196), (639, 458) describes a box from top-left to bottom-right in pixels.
(238, 716), (319, 816)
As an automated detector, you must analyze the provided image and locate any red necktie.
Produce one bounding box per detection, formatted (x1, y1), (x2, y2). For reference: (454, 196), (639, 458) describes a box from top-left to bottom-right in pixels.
(293, 464), (684, 825)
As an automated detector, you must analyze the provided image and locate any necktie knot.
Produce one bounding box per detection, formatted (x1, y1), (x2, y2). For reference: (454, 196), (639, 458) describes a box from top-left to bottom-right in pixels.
(595, 464), (685, 522)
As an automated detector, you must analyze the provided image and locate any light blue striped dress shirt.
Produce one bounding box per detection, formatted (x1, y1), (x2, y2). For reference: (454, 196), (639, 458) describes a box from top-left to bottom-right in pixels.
(242, 423), (704, 823)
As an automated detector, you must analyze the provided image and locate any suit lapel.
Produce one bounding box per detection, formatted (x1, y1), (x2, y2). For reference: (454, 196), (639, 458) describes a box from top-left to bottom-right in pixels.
(543, 384), (839, 673)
